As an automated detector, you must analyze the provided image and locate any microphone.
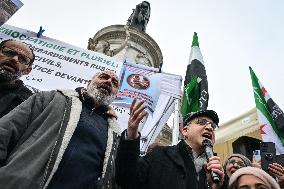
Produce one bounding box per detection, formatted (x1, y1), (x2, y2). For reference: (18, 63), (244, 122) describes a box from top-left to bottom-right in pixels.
(202, 138), (220, 183)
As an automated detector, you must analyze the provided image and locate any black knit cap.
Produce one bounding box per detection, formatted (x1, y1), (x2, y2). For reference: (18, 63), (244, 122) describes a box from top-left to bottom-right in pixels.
(183, 110), (219, 127)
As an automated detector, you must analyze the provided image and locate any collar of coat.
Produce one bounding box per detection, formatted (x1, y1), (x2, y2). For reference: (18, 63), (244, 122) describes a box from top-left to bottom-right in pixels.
(58, 89), (120, 134)
(61, 87), (117, 120)
(44, 89), (121, 188)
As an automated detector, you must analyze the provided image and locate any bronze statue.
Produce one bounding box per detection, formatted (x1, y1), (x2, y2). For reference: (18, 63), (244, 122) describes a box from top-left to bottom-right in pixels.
(127, 1), (150, 32)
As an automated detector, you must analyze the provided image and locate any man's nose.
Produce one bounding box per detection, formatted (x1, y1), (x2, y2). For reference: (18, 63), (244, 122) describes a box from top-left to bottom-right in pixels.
(102, 78), (113, 86)
(205, 124), (213, 131)
(233, 163), (241, 168)
(10, 55), (20, 63)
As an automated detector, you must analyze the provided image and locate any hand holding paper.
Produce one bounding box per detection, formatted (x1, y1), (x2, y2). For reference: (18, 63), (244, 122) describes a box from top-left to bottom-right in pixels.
(127, 98), (148, 139)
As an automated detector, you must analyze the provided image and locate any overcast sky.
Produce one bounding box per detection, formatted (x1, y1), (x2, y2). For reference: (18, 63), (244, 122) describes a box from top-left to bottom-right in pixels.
(6, 0), (284, 124)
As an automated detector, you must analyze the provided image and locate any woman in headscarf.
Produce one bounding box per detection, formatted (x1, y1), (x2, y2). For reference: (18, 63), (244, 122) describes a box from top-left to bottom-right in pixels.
(221, 154), (252, 189)
(229, 166), (280, 189)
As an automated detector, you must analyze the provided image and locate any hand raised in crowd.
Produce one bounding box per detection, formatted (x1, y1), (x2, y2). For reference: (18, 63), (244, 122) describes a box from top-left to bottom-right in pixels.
(205, 156), (225, 189)
(127, 98), (148, 139)
(268, 163), (284, 188)
(252, 159), (261, 168)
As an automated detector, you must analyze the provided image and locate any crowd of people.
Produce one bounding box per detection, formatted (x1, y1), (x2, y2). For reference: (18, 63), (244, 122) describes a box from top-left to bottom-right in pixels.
(0, 39), (284, 189)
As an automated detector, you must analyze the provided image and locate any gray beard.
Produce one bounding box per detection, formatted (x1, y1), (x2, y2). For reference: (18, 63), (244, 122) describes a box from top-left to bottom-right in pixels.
(86, 83), (115, 106)
(0, 69), (23, 82)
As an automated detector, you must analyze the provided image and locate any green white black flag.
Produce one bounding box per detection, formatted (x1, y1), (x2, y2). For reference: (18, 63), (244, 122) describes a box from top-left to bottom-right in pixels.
(249, 67), (284, 154)
(181, 32), (209, 117)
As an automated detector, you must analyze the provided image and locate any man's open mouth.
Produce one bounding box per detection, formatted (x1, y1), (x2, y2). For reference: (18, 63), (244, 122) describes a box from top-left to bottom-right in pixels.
(98, 84), (111, 94)
(202, 132), (212, 140)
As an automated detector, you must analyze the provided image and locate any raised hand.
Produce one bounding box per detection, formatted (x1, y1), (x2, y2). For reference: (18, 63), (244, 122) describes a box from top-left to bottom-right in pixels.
(269, 163), (284, 187)
(127, 98), (148, 139)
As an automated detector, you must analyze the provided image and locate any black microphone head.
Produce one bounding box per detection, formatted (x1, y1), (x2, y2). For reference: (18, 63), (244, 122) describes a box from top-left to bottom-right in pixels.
(202, 138), (213, 148)
(202, 138), (220, 183)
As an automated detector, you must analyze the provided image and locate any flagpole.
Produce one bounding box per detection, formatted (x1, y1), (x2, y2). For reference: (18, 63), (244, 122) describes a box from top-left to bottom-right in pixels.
(172, 97), (180, 145)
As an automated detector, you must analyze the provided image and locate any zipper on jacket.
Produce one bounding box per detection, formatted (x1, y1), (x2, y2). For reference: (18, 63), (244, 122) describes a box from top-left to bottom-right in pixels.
(39, 96), (70, 189)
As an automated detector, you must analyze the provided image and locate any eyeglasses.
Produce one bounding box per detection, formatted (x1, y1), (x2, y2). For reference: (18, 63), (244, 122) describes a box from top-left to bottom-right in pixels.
(194, 118), (219, 131)
(0, 46), (32, 66)
(227, 159), (246, 167)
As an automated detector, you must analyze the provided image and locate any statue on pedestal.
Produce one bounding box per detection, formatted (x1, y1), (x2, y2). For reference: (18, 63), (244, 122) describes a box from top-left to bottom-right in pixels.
(135, 52), (151, 66)
(88, 26), (130, 57)
(127, 1), (150, 32)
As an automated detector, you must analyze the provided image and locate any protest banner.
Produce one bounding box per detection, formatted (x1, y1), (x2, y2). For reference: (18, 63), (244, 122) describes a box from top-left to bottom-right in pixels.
(0, 24), (123, 90)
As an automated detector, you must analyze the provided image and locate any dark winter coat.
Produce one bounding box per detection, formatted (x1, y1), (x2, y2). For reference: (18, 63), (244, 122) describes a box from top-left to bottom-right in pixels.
(0, 89), (121, 189)
(115, 131), (210, 189)
(0, 80), (33, 118)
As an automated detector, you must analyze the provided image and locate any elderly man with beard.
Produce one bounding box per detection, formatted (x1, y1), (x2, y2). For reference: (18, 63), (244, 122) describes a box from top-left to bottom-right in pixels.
(0, 70), (125, 189)
(0, 39), (35, 118)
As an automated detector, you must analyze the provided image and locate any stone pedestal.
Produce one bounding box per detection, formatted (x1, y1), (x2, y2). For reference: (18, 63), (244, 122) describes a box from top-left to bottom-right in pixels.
(155, 124), (172, 145)
(89, 24), (163, 68)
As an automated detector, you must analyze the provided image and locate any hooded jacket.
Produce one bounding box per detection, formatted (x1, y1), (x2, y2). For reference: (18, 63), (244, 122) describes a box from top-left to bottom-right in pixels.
(0, 89), (121, 189)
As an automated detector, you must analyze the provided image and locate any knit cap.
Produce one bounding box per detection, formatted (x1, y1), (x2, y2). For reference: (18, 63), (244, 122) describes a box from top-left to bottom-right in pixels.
(224, 154), (252, 170)
(228, 167), (280, 189)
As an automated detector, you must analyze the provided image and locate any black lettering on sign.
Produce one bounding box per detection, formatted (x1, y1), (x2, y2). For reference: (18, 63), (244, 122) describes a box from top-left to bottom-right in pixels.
(32, 65), (54, 74)
(54, 71), (90, 85)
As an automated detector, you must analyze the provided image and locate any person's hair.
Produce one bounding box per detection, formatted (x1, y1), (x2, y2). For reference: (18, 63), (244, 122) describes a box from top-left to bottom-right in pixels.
(90, 71), (119, 85)
(92, 71), (103, 79)
(0, 39), (35, 65)
(224, 154), (252, 172)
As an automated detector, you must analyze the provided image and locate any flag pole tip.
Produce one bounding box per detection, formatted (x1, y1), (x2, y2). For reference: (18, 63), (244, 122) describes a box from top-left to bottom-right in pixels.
(192, 32), (199, 47)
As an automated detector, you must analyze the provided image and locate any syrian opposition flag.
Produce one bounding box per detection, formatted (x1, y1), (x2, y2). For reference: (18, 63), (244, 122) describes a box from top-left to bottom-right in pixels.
(181, 32), (209, 117)
(249, 67), (284, 154)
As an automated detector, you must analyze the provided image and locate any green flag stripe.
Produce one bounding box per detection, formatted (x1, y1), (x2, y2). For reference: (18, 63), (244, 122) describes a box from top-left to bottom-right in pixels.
(249, 67), (284, 144)
(181, 75), (200, 117)
(181, 32), (208, 117)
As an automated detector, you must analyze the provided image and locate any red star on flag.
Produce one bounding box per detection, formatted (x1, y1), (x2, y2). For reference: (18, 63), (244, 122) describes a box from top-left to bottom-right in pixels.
(260, 124), (266, 134)
(261, 87), (267, 97)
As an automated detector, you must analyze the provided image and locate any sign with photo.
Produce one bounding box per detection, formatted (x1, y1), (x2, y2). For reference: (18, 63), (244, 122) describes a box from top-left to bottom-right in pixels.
(113, 61), (161, 114)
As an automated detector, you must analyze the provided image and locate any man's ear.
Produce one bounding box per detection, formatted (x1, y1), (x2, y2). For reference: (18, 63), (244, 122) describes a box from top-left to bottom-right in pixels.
(181, 126), (188, 136)
(23, 67), (32, 75)
(179, 125), (183, 134)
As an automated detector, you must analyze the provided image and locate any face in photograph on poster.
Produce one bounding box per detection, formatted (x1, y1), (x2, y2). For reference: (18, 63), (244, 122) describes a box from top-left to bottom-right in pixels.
(113, 61), (161, 115)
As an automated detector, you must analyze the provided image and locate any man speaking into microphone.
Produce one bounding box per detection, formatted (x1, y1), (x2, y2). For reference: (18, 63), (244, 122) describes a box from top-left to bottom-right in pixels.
(116, 107), (225, 189)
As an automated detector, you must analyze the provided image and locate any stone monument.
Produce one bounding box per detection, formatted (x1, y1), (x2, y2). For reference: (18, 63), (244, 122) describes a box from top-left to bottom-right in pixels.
(87, 1), (163, 69)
